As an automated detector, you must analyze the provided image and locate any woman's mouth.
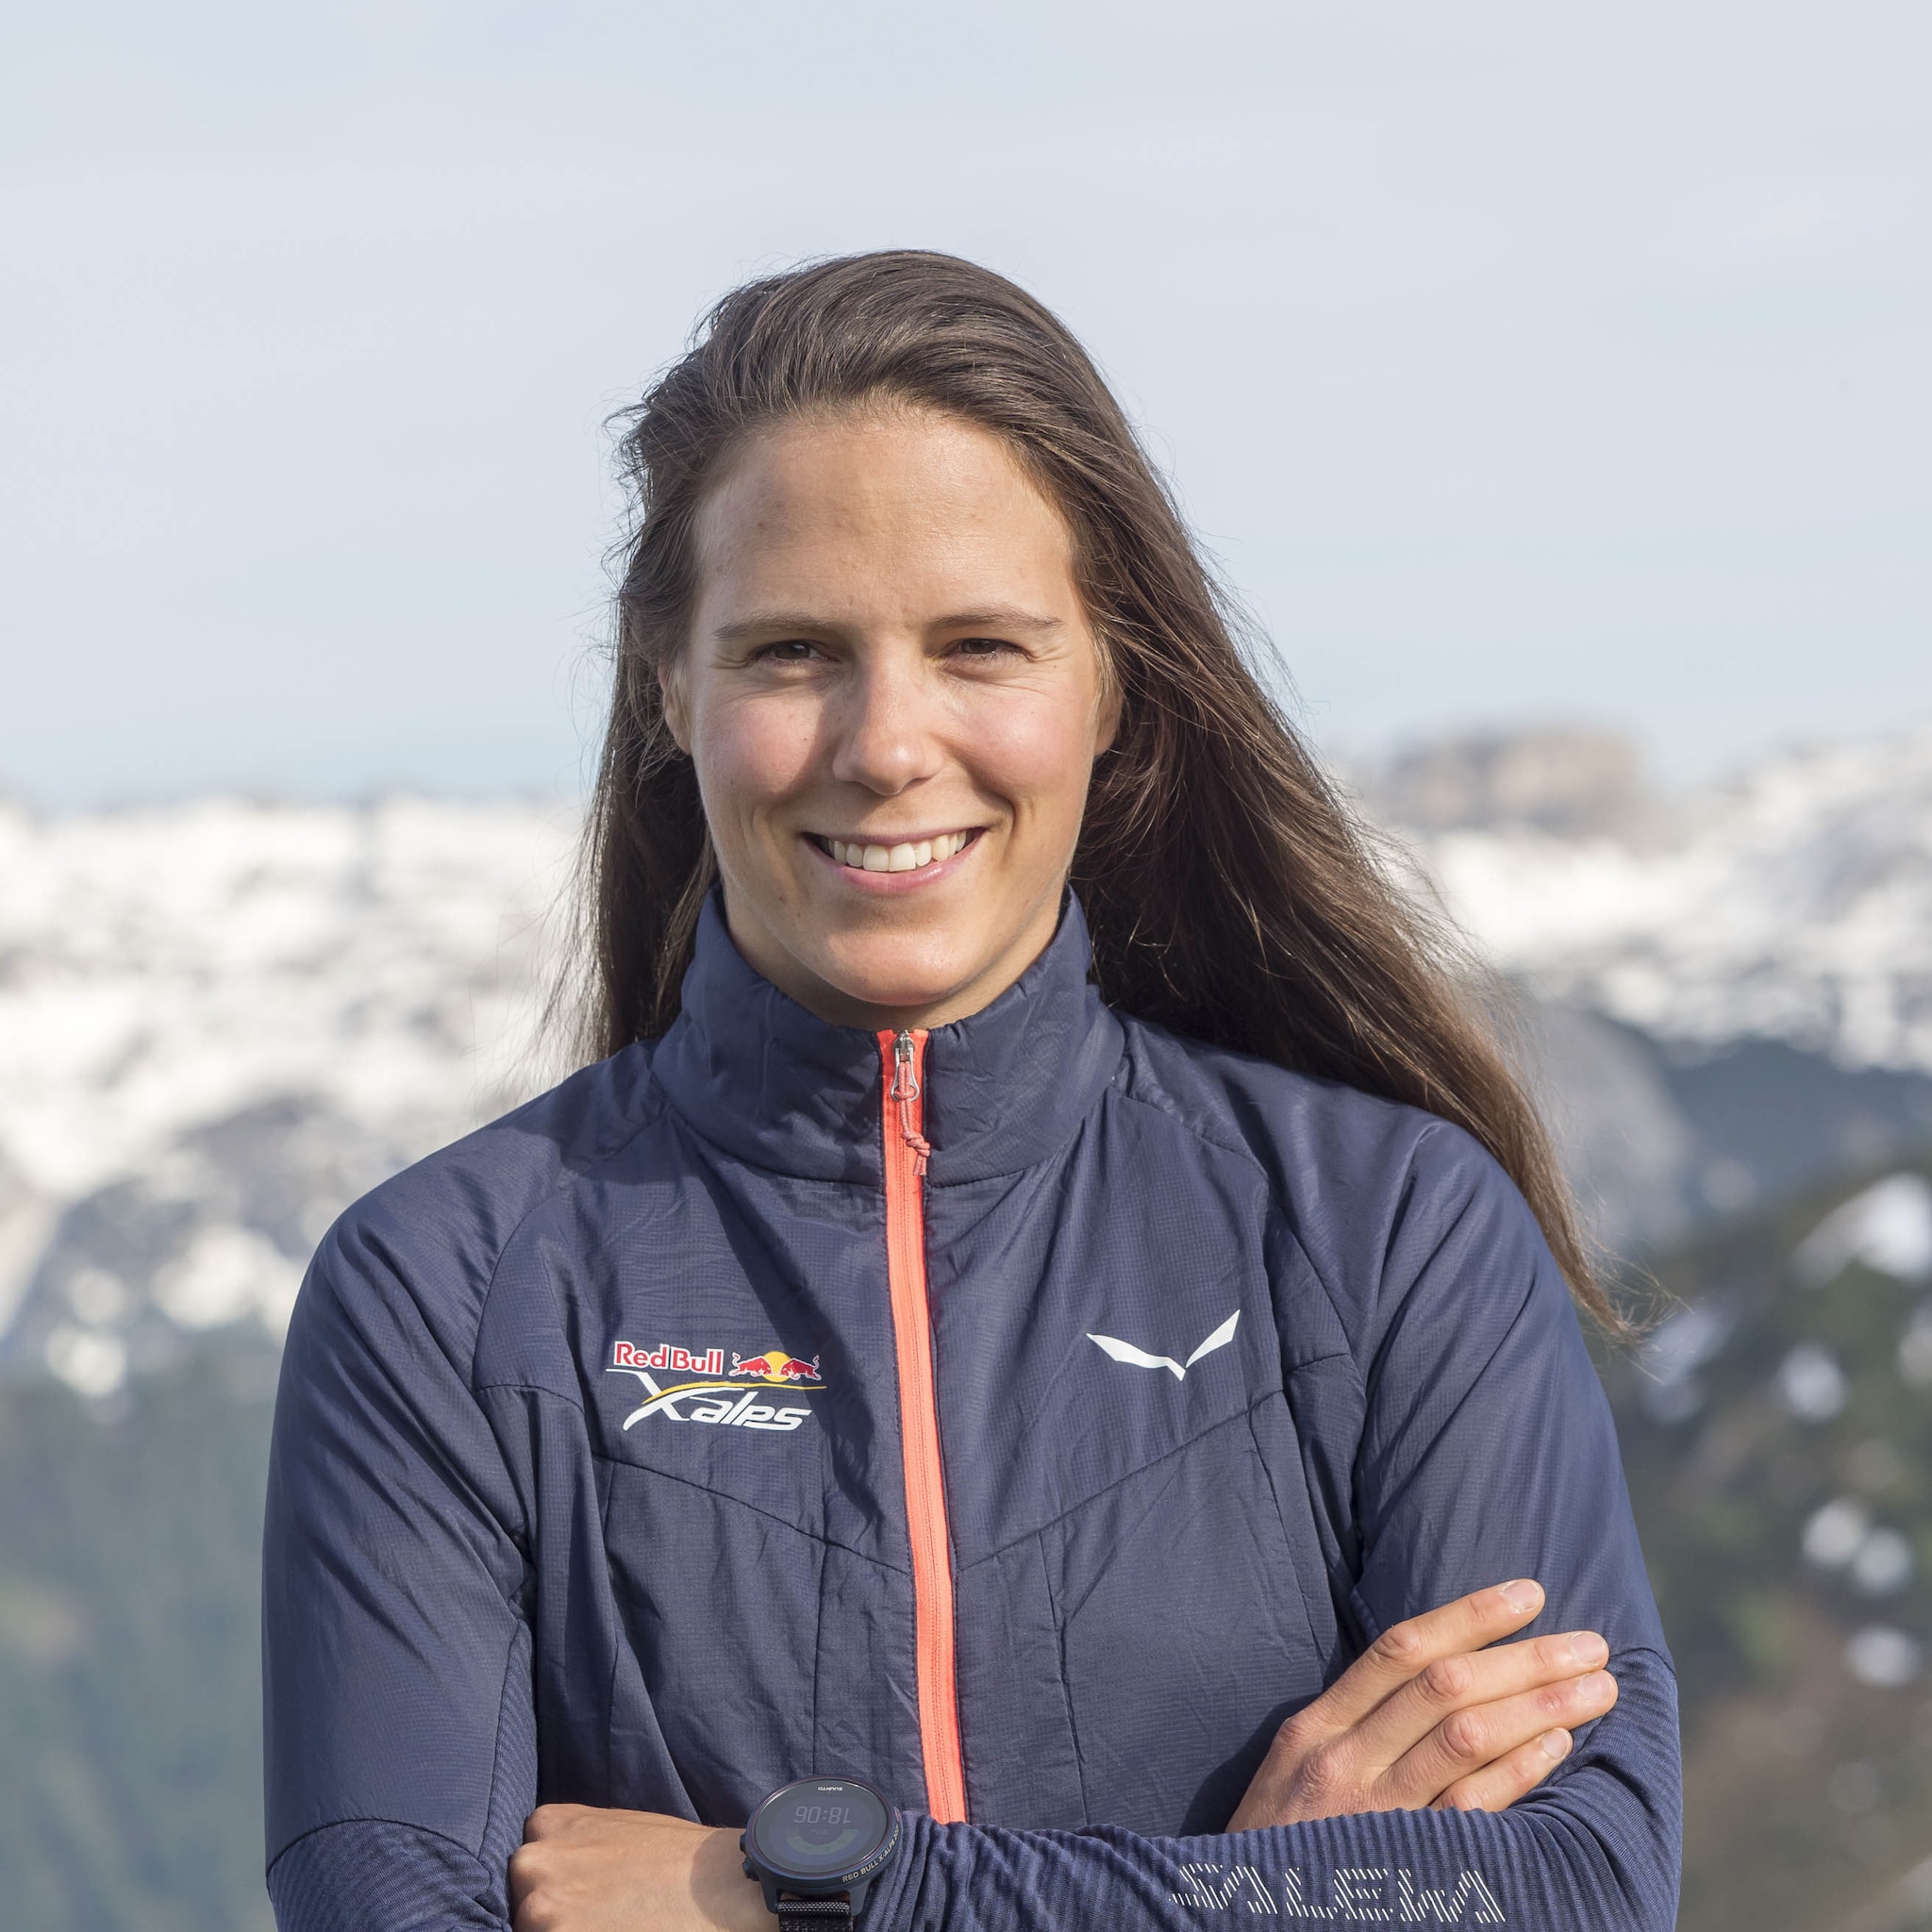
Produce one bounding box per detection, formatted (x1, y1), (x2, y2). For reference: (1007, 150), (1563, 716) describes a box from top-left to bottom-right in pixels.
(814, 830), (978, 875)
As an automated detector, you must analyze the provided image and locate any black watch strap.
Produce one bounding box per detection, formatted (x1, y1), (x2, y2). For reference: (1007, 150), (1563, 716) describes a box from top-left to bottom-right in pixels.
(776, 1901), (852, 1932)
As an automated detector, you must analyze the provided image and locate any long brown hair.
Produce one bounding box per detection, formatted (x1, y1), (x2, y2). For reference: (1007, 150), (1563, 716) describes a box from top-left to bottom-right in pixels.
(584, 250), (1619, 1331)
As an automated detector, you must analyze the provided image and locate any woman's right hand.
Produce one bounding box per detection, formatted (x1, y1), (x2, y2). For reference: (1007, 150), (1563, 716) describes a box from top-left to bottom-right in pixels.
(1226, 1580), (1617, 1829)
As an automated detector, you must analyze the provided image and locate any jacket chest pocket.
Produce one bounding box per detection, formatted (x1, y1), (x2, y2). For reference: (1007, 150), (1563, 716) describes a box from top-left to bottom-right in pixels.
(1041, 1403), (1334, 1836)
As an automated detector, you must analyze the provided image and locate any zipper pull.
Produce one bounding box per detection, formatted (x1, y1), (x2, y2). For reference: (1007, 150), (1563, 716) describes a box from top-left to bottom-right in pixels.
(891, 1028), (933, 1177)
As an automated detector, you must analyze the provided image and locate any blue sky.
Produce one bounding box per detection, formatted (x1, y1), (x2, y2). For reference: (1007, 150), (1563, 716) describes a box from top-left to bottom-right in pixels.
(4, 0), (1928, 806)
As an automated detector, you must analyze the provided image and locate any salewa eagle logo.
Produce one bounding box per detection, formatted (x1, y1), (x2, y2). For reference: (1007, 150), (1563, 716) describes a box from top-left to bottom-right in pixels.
(1087, 1310), (1240, 1380)
(607, 1340), (824, 1433)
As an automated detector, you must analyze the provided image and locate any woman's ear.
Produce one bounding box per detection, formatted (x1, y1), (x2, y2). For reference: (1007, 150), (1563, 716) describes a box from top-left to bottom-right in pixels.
(658, 658), (692, 754)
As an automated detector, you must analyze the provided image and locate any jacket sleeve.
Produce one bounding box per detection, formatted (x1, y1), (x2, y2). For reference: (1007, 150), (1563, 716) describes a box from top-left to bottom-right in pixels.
(261, 1209), (536, 1932)
(864, 1124), (1681, 1931)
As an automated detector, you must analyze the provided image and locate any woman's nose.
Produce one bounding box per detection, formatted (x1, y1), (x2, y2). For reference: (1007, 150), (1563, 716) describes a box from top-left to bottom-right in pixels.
(826, 656), (943, 796)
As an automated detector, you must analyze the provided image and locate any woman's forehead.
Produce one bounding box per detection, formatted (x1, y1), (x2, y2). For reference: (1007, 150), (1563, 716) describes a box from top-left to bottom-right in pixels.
(692, 408), (1079, 621)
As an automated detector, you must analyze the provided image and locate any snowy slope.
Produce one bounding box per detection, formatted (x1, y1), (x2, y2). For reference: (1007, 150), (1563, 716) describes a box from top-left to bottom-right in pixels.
(1417, 726), (1932, 1075)
(0, 794), (575, 1383)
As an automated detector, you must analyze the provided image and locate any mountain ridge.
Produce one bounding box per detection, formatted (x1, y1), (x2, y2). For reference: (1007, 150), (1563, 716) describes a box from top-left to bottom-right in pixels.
(6, 727), (1932, 1392)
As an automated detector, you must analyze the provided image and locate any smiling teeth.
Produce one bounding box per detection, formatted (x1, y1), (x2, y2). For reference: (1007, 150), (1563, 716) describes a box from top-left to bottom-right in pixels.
(826, 832), (971, 873)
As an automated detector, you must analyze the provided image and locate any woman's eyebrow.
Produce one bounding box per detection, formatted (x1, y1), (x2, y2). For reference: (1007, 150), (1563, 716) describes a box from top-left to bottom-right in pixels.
(709, 612), (844, 644)
(936, 607), (1063, 635)
(711, 606), (1064, 643)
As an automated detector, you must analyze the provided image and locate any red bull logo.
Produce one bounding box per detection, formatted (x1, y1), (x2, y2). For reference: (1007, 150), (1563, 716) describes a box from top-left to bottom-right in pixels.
(731, 1350), (823, 1385)
(612, 1341), (725, 1376)
(604, 1337), (825, 1435)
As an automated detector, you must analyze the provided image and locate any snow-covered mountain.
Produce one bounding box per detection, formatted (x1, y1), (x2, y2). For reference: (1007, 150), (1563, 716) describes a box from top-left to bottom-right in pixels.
(3, 723), (1930, 1391)
(1376, 725), (1932, 1249)
(1413, 727), (1932, 1076)
(0, 793), (575, 1390)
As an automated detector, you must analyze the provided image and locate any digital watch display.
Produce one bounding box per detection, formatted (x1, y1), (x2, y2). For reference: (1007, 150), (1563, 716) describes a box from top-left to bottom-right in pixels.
(741, 1775), (901, 1928)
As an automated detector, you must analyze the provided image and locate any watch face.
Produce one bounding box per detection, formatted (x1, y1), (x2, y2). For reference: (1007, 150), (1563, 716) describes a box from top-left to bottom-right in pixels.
(751, 1778), (891, 1879)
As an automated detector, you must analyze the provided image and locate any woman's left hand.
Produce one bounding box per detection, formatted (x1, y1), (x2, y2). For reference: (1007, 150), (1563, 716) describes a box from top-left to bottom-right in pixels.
(1227, 1581), (1614, 1829)
(509, 1805), (768, 1932)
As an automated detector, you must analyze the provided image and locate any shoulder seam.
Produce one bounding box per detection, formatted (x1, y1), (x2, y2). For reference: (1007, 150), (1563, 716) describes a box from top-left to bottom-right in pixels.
(1108, 1079), (1269, 1175)
(1109, 1062), (1368, 1369)
(469, 1077), (671, 1392)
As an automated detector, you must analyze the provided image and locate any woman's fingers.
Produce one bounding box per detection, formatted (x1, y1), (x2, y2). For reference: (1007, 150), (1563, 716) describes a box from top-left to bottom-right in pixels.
(1432, 1727), (1574, 1814)
(1344, 1627), (1609, 1772)
(1227, 1580), (1616, 1832)
(1307, 1581), (1547, 1734)
(1383, 1668), (1620, 1809)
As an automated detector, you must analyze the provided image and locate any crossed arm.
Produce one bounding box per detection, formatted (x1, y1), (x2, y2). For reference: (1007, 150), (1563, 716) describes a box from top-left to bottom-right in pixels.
(508, 1579), (1621, 1931)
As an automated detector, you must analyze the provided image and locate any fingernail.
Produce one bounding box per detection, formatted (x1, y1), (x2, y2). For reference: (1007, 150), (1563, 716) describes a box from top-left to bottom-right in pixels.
(1500, 1580), (1542, 1614)
(1567, 1633), (1607, 1665)
(1541, 1729), (1572, 1760)
(1583, 1672), (1615, 1700)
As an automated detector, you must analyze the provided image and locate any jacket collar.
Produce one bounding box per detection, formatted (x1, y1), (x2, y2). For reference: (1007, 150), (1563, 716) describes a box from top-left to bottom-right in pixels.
(651, 893), (1124, 1187)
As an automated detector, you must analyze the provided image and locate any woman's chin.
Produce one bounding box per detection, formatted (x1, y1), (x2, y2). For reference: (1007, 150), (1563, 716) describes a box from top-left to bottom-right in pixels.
(812, 963), (976, 1024)
(790, 930), (1004, 1027)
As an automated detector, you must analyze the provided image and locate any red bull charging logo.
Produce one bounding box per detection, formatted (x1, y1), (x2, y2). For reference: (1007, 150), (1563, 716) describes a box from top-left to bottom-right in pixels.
(606, 1339), (824, 1434)
(729, 1350), (823, 1384)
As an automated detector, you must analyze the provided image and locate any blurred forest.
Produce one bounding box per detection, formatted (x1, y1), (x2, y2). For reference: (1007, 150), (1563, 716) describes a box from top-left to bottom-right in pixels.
(0, 1357), (276, 1931)
(1610, 1164), (1932, 1932)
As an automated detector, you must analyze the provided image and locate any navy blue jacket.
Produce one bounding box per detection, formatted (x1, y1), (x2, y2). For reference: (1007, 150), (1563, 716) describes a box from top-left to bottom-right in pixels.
(262, 897), (1680, 1929)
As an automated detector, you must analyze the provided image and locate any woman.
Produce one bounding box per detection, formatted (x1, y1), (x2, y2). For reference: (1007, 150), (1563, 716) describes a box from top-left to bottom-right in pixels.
(262, 253), (1678, 1932)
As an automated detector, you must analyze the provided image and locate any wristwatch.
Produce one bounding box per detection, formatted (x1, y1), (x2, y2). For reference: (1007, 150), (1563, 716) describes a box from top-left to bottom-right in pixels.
(741, 1775), (901, 1929)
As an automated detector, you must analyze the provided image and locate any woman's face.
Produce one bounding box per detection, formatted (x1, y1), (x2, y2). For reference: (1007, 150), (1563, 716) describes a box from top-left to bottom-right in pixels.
(665, 405), (1119, 1031)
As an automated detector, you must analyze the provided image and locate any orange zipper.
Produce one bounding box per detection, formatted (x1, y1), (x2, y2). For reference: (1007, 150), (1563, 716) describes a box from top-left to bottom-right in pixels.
(879, 1026), (966, 1823)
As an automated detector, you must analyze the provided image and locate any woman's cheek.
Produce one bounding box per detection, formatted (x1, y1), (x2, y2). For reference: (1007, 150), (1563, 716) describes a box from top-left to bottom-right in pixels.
(961, 690), (1102, 840)
(697, 694), (824, 826)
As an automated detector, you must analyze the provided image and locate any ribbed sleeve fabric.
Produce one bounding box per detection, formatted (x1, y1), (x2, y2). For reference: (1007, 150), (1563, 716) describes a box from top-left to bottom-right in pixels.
(261, 1647), (1672, 1932)
(266, 1649), (1671, 1931)
(869, 1645), (1678, 1929)
(267, 1821), (512, 1931)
